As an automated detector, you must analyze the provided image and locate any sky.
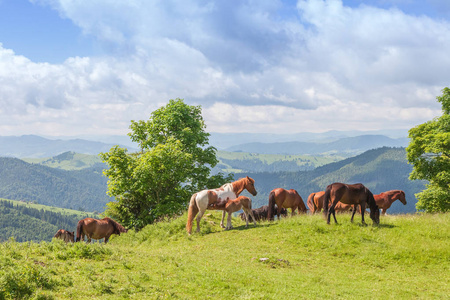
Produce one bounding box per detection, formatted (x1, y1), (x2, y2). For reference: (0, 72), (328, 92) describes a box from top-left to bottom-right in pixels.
(0, 0), (449, 138)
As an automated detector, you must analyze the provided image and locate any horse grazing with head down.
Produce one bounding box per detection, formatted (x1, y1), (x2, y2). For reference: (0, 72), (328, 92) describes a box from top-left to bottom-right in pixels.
(239, 205), (287, 222)
(209, 196), (257, 230)
(186, 176), (257, 234)
(76, 217), (127, 243)
(267, 188), (307, 221)
(54, 229), (75, 243)
(374, 190), (406, 215)
(323, 183), (379, 225)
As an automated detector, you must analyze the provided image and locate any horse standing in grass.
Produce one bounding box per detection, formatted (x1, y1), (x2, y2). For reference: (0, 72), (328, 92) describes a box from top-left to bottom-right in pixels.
(323, 183), (379, 225)
(76, 217), (127, 243)
(186, 176), (257, 234)
(54, 229), (75, 243)
(239, 205), (287, 222)
(374, 190), (407, 215)
(267, 188), (307, 221)
(210, 196), (257, 230)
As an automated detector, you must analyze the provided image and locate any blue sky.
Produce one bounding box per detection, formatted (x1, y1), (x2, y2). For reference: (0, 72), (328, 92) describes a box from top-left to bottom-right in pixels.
(0, 0), (449, 137)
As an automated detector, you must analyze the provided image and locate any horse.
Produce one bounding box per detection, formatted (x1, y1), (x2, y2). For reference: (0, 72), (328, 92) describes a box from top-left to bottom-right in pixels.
(76, 217), (127, 243)
(374, 190), (406, 215)
(54, 229), (75, 243)
(239, 205), (287, 222)
(186, 176), (257, 234)
(210, 196), (257, 230)
(323, 183), (380, 225)
(267, 188), (307, 221)
(307, 191), (356, 214)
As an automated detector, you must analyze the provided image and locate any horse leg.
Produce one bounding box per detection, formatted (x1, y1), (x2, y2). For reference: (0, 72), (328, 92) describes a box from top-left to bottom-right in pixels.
(242, 210), (249, 228)
(350, 205), (357, 222)
(220, 211), (227, 228)
(195, 209), (206, 233)
(247, 208), (257, 226)
(328, 201), (338, 224)
(360, 202), (367, 225)
(226, 211), (233, 230)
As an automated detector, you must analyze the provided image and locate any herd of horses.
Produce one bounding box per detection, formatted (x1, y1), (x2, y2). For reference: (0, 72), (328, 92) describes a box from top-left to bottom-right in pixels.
(54, 176), (407, 243)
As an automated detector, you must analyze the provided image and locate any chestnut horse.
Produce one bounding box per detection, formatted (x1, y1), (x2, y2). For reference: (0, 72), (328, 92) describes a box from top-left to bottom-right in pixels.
(267, 188), (307, 221)
(307, 191), (355, 214)
(186, 176), (257, 234)
(323, 183), (380, 225)
(54, 229), (75, 243)
(209, 196), (257, 230)
(374, 190), (406, 215)
(76, 217), (127, 243)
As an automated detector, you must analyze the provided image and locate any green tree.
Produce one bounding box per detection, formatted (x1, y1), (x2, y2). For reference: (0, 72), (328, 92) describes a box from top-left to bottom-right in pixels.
(406, 87), (450, 212)
(101, 99), (232, 230)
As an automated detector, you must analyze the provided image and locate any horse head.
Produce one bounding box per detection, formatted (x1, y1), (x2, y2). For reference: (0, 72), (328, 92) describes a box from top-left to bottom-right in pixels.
(68, 231), (75, 243)
(370, 205), (380, 225)
(244, 176), (257, 196)
(398, 190), (407, 205)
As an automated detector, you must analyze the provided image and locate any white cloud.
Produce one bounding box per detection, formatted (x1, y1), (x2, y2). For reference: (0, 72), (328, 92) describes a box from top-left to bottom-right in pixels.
(0, 0), (449, 136)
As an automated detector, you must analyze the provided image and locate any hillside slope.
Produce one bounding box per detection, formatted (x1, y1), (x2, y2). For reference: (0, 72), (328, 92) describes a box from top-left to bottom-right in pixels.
(0, 158), (112, 212)
(244, 147), (425, 213)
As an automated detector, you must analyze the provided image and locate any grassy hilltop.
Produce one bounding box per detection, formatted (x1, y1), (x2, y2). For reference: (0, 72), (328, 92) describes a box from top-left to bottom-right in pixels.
(1, 213), (448, 299)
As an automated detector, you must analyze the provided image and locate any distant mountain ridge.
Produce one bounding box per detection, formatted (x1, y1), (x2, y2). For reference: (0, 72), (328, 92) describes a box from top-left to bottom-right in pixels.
(0, 135), (136, 158)
(226, 135), (409, 155)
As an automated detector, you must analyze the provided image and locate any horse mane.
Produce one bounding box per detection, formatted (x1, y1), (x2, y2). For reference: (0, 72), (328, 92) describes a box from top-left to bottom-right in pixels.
(365, 188), (379, 211)
(104, 217), (127, 234)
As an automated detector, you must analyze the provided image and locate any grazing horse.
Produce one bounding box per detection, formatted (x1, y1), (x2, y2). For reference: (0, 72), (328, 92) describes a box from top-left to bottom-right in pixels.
(323, 183), (380, 225)
(307, 191), (355, 214)
(186, 176), (257, 234)
(374, 190), (407, 215)
(210, 196), (257, 230)
(239, 205), (287, 222)
(267, 188), (307, 221)
(54, 229), (75, 243)
(76, 217), (127, 243)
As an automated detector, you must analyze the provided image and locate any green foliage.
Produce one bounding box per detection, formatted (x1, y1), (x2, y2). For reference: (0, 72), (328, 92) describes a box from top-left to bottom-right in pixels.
(407, 87), (450, 212)
(0, 213), (449, 299)
(101, 99), (229, 230)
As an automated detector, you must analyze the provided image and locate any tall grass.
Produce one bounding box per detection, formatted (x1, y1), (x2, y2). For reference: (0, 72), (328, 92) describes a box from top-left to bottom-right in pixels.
(0, 213), (449, 299)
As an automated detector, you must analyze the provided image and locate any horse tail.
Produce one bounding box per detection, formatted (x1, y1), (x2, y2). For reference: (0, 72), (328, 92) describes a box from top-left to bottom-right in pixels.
(267, 191), (276, 221)
(76, 220), (83, 242)
(186, 193), (199, 234)
(307, 193), (316, 213)
(296, 191), (307, 213)
(323, 185), (332, 218)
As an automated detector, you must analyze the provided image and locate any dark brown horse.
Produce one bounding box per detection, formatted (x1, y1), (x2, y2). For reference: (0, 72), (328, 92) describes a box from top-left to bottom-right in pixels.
(374, 190), (406, 215)
(54, 229), (75, 243)
(239, 205), (287, 222)
(267, 188), (307, 221)
(323, 183), (380, 225)
(76, 217), (127, 243)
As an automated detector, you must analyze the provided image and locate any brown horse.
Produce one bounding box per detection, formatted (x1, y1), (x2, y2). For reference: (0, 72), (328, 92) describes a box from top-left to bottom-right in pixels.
(239, 205), (287, 222)
(374, 190), (407, 215)
(186, 176), (257, 234)
(210, 196), (257, 230)
(267, 188), (307, 221)
(54, 229), (75, 243)
(307, 191), (356, 214)
(76, 217), (127, 243)
(323, 183), (380, 225)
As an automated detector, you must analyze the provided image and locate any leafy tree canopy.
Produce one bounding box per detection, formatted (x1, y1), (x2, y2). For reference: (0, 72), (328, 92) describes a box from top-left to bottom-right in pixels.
(101, 99), (232, 230)
(406, 87), (450, 212)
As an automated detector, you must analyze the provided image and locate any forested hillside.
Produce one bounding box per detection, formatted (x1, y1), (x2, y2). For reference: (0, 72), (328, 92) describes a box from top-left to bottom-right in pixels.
(243, 147), (425, 213)
(0, 199), (94, 242)
(0, 158), (112, 212)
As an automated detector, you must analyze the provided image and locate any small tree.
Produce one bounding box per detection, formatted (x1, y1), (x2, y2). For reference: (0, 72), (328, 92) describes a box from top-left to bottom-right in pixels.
(406, 87), (450, 212)
(101, 99), (233, 230)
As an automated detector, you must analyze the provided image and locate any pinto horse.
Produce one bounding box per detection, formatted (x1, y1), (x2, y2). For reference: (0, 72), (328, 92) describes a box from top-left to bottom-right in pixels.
(374, 190), (406, 215)
(186, 176), (257, 234)
(209, 196), (257, 230)
(76, 217), (127, 243)
(267, 188), (307, 221)
(54, 229), (75, 243)
(323, 183), (379, 225)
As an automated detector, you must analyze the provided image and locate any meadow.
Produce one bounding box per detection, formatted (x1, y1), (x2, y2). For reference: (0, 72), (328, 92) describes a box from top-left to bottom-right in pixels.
(0, 213), (448, 299)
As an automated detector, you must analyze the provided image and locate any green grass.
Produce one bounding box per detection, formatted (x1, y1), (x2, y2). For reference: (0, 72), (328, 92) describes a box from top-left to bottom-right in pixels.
(1, 213), (448, 299)
(1, 198), (98, 218)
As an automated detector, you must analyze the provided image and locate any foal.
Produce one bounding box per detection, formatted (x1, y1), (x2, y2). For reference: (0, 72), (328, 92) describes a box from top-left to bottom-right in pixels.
(210, 196), (257, 230)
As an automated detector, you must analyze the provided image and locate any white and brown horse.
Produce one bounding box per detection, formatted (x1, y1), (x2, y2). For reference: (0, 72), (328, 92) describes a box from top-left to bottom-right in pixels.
(186, 176), (257, 234)
(54, 229), (75, 243)
(209, 196), (257, 230)
(76, 217), (127, 243)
